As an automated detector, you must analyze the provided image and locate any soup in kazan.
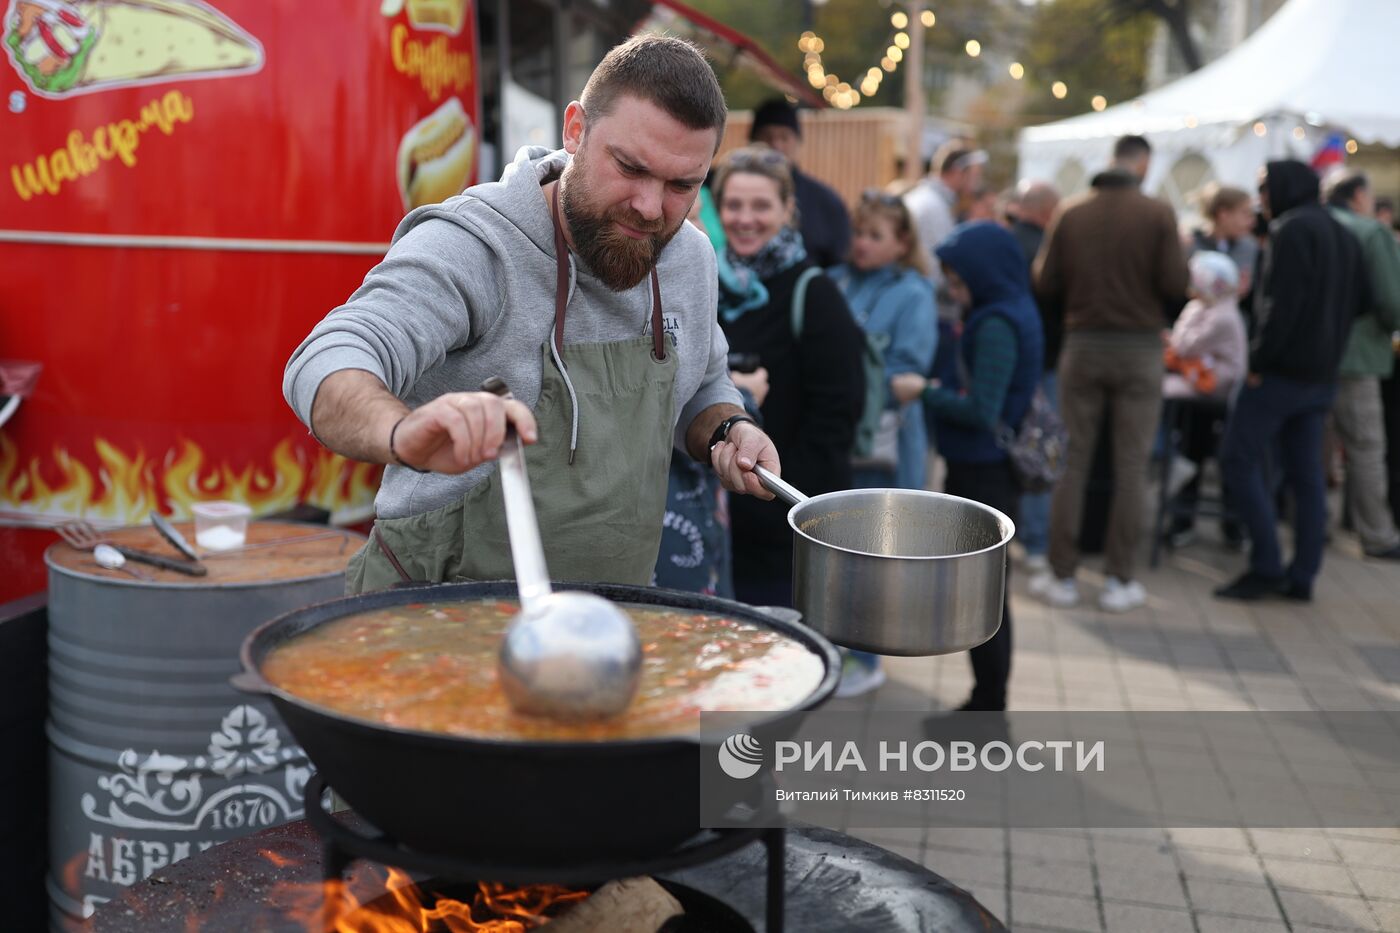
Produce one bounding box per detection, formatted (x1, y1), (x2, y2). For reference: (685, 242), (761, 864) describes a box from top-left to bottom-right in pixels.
(261, 599), (825, 740)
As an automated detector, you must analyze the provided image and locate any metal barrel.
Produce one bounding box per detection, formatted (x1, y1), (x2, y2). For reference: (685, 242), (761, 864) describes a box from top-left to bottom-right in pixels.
(44, 521), (362, 926)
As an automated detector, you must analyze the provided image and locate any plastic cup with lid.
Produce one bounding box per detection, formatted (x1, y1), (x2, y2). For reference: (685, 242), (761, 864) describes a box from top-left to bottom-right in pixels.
(192, 501), (252, 551)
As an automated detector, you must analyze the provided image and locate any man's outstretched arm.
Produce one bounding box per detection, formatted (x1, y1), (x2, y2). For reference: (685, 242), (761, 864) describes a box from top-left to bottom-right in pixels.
(310, 369), (537, 475)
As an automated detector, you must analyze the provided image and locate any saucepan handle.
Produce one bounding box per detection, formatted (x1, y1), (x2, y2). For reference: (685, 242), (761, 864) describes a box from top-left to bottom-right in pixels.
(753, 465), (807, 507)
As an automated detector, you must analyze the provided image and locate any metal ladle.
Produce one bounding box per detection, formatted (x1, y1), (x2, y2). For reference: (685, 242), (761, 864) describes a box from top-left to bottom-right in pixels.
(482, 378), (643, 720)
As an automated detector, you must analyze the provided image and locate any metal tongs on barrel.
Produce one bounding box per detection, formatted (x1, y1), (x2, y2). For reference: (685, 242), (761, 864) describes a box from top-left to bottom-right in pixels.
(480, 377), (643, 720)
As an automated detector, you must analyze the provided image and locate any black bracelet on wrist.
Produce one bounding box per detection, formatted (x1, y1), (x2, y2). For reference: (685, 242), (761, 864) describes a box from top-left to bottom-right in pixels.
(708, 414), (757, 450)
(389, 416), (429, 474)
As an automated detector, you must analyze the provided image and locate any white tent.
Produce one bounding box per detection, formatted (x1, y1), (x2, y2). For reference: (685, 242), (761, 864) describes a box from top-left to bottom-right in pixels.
(1017, 0), (1400, 208)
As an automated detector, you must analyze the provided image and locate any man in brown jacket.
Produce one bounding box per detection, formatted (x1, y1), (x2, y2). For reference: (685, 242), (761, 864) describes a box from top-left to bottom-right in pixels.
(1030, 135), (1189, 612)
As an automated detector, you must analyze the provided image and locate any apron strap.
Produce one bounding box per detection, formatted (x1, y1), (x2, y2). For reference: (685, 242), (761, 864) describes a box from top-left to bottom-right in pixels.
(373, 526), (415, 584)
(549, 184), (666, 361)
(650, 268), (665, 361)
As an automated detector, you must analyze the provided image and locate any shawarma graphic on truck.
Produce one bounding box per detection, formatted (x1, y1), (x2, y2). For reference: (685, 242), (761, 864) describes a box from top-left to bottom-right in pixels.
(3, 0), (263, 98)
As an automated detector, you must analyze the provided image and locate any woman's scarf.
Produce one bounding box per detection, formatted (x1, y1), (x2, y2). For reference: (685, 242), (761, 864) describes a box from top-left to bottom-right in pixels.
(718, 225), (807, 323)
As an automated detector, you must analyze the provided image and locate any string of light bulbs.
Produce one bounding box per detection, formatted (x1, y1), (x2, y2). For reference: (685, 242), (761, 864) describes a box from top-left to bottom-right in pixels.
(796, 7), (1110, 113)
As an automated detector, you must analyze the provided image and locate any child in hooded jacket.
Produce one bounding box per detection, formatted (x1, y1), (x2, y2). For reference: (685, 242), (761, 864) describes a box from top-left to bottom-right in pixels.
(894, 221), (1044, 712)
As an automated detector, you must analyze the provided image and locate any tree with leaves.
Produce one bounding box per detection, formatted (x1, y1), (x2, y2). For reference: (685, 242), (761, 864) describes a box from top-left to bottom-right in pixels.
(682, 0), (1212, 138)
(1022, 0), (1156, 122)
(685, 0), (1022, 111)
(1110, 0), (1202, 71)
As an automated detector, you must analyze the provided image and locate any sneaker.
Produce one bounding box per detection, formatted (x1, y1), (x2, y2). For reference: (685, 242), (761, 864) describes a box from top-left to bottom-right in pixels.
(1030, 572), (1079, 607)
(1363, 544), (1400, 561)
(835, 653), (887, 698)
(1027, 570), (1052, 595)
(922, 708), (1010, 744)
(1024, 553), (1050, 574)
(1098, 577), (1146, 612)
(1166, 455), (1198, 497)
(1214, 571), (1287, 601)
(1166, 520), (1196, 549)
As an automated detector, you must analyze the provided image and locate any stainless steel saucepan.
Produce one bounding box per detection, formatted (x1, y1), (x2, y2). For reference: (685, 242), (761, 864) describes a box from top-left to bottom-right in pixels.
(754, 466), (1013, 656)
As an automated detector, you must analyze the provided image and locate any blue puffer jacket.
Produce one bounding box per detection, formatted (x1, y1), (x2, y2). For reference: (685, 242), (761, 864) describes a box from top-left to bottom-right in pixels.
(931, 222), (1044, 465)
(827, 263), (938, 489)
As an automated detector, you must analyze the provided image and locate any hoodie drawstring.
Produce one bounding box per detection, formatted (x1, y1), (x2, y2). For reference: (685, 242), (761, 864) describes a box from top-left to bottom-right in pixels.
(550, 186), (582, 464)
(552, 266), (582, 465)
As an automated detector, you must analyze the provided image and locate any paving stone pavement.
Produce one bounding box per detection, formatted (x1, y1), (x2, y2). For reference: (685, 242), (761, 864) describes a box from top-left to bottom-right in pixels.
(838, 532), (1400, 932)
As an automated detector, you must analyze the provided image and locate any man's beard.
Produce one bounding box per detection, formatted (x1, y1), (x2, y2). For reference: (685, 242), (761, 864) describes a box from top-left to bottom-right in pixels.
(559, 155), (681, 292)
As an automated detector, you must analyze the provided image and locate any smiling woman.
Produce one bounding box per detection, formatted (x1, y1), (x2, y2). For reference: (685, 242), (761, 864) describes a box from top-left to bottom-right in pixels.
(710, 144), (866, 609)
(714, 148), (794, 257)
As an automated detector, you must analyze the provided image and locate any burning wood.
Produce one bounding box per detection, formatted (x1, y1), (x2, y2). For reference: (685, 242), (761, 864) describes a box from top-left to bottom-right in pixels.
(371, 876), (587, 931)
(537, 877), (682, 933)
(315, 869), (682, 932)
(285, 867), (587, 932)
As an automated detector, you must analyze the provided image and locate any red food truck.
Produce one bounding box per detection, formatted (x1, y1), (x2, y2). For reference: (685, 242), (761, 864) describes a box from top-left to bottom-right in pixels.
(0, 0), (481, 601)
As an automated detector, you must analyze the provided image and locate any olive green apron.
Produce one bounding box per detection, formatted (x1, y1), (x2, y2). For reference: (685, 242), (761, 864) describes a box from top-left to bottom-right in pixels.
(345, 189), (679, 594)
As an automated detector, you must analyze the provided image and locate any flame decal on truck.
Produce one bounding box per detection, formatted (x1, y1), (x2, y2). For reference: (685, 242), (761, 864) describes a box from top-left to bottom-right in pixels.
(0, 434), (381, 527)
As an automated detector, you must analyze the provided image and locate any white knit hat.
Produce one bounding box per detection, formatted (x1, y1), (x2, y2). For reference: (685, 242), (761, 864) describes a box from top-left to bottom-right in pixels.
(1189, 250), (1240, 303)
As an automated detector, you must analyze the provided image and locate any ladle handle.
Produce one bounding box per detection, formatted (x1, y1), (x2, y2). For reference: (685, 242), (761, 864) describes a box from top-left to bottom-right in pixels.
(753, 465), (808, 507)
(481, 378), (553, 607)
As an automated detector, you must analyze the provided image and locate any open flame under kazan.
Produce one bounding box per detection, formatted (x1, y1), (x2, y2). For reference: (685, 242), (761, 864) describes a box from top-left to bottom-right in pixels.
(0, 434), (381, 526)
(262, 858), (588, 932)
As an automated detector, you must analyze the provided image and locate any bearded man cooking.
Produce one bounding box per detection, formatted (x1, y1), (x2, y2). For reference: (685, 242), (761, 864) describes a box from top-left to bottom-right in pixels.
(284, 36), (780, 594)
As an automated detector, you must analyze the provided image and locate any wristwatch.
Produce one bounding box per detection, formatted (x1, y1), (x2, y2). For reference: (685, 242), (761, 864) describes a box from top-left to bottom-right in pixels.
(708, 414), (757, 450)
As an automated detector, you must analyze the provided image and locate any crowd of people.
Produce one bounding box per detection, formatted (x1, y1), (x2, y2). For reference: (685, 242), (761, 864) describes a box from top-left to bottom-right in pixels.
(651, 97), (1400, 703)
(285, 36), (1397, 713)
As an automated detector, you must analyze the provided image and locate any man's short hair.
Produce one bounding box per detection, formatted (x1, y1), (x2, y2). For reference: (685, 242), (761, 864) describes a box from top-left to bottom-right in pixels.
(1198, 182), (1251, 219)
(1113, 135), (1152, 161)
(935, 140), (987, 175)
(750, 98), (802, 140)
(1323, 168), (1369, 208)
(580, 36), (727, 149)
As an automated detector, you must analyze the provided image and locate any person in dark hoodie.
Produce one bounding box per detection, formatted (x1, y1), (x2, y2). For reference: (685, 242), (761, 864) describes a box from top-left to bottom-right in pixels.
(1214, 160), (1368, 601)
(749, 98), (852, 268)
(894, 221), (1044, 712)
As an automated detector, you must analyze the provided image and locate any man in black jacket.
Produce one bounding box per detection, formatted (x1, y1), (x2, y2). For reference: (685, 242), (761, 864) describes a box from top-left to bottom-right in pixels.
(1216, 161), (1368, 601)
(749, 99), (852, 268)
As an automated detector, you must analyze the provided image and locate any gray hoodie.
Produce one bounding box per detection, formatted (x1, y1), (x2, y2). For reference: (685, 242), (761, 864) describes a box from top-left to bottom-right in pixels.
(284, 146), (741, 520)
